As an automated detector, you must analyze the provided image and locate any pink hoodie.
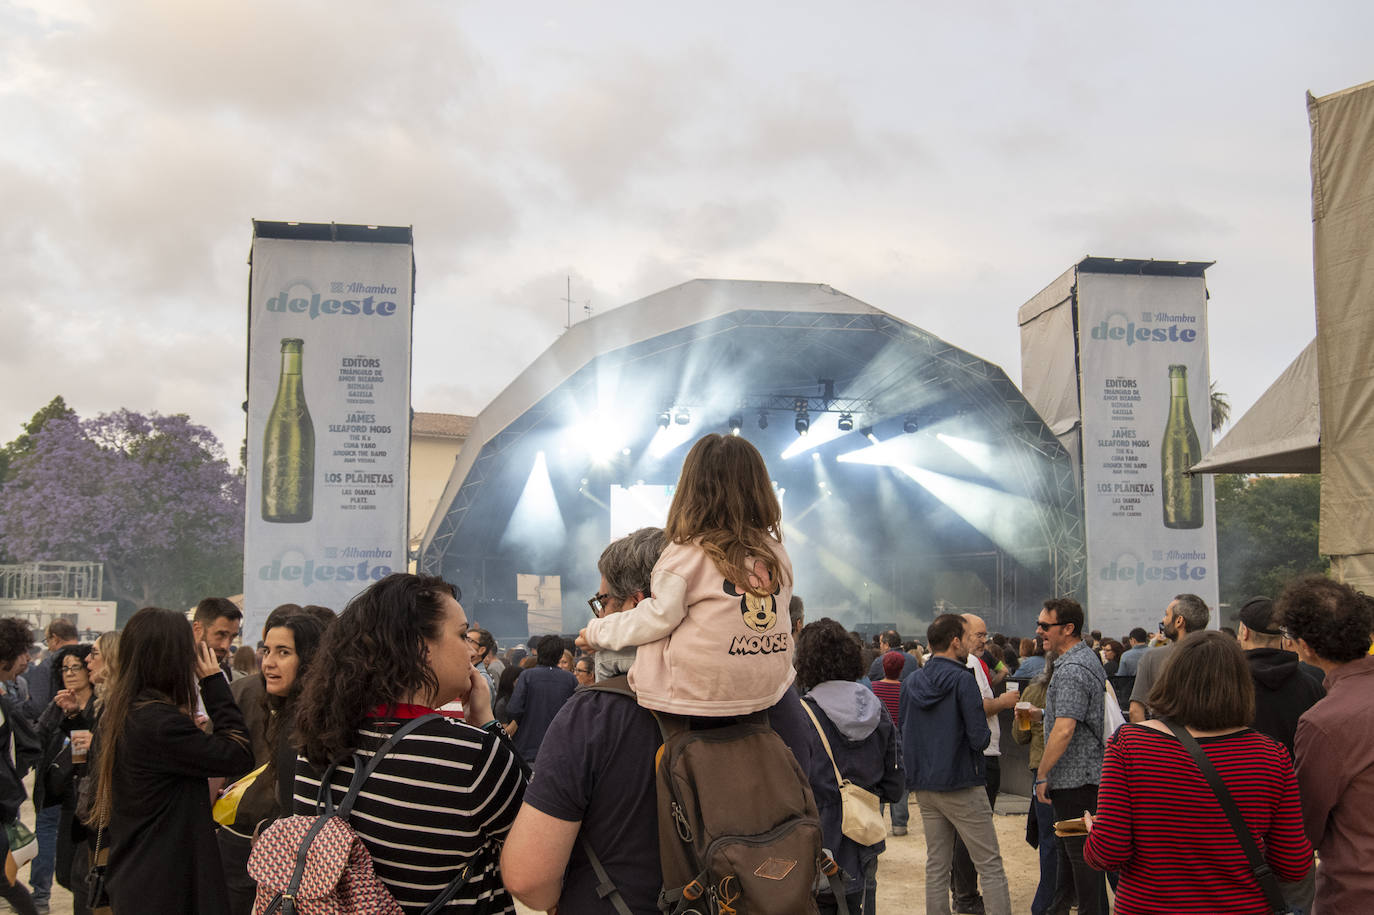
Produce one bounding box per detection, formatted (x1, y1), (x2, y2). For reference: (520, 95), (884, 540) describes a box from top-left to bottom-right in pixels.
(584, 539), (795, 716)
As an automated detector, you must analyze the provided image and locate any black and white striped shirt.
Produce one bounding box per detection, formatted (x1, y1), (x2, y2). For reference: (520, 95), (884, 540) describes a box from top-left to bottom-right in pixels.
(294, 713), (526, 913)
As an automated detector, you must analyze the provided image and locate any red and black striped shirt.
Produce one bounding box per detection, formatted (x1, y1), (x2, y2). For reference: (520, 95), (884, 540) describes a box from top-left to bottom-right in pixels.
(1084, 723), (1311, 914)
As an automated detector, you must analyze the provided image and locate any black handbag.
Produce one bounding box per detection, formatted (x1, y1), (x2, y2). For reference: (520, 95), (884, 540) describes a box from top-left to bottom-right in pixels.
(86, 827), (111, 915)
(1162, 720), (1296, 915)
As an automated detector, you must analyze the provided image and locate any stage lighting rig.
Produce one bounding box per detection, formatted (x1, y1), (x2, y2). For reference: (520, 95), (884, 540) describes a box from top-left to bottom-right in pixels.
(656, 411), (671, 428)
(838, 413), (854, 432)
(728, 413), (744, 433)
(757, 411), (769, 430)
(903, 414), (919, 434)
(674, 408), (691, 425)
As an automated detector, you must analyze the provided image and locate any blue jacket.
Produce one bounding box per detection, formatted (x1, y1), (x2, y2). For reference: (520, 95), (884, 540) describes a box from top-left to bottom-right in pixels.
(899, 655), (990, 792)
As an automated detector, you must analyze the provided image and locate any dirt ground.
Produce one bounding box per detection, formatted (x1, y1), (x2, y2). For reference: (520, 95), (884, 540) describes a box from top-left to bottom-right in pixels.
(513, 796), (1045, 914)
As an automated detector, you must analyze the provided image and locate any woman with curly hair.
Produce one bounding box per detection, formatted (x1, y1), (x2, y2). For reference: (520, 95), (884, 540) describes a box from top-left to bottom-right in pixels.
(796, 618), (904, 915)
(291, 573), (527, 913)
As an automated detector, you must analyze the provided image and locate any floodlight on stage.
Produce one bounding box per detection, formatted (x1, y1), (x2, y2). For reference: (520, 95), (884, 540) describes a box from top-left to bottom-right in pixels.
(838, 413), (854, 432)
(674, 408), (691, 425)
(858, 425), (878, 444)
(758, 412), (769, 430)
(781, 412), (848, 459)
(903, 414), (919, 434)
(795, 410), (810, 435)
(729, 413), (744, 434)
(656, 411), (671, 429)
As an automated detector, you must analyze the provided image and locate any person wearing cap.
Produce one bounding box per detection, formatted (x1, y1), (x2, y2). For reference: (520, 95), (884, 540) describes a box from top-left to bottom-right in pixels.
(1237, 596), (1325, 758)
(1237, 594), (1324, 915)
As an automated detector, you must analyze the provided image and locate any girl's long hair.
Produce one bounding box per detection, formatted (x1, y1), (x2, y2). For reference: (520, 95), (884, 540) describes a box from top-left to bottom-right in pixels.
(261, 613), (327, 791)
(665, 434), (787, 596)
(294, 573), (457, 768)
(92, 630), (121, 703)
(91, 607), (199, 828)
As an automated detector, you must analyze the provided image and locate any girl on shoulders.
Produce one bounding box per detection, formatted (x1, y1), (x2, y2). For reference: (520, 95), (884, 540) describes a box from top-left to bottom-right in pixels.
(578, 433), (794, 716)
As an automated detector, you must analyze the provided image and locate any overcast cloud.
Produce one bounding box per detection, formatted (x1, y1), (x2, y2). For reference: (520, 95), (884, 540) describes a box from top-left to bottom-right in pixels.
(2, 0), (1370, 458)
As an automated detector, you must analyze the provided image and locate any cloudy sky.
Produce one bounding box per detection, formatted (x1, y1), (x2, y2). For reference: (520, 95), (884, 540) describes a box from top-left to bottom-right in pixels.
(3, 0), (1370, 459)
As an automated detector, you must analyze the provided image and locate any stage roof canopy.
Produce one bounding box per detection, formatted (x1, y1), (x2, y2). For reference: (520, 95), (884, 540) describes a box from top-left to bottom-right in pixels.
(419, 279), (1085, 632)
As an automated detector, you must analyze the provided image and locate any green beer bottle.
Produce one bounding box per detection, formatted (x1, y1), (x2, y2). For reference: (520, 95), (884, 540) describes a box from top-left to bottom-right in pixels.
(1160, 364), (1203, 529)
(262, 338), (315, 523)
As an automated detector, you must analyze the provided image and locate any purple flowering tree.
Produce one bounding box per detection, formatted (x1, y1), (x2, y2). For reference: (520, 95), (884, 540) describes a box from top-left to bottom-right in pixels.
(0, 409), (245, 609)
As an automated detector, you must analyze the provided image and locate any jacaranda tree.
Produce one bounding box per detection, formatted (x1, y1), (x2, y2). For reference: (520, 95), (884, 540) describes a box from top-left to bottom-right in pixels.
(0, 408), (245, 610)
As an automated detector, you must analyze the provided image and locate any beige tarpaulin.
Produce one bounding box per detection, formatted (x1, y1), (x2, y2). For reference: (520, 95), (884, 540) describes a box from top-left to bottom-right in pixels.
(1310, 79), (1374, 591)
(1189, 339), (1320, 475)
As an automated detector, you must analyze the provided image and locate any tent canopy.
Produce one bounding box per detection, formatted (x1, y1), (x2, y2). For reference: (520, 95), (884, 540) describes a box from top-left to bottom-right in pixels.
(1189, 339), (1319, 475)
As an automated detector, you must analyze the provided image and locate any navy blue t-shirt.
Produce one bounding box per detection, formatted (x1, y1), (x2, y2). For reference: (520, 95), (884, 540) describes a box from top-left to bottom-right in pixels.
(526, 688), (662, 914)
(525, 685), (833, 914)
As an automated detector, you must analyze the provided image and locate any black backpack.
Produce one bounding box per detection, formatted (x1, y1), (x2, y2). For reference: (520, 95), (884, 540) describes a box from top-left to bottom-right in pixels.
(584, 677), (848, 915)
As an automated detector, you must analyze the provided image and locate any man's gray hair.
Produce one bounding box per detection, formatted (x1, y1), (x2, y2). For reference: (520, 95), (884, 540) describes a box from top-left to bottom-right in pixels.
(598, 527), (666, 599)
(1173, 593), (1211, 633)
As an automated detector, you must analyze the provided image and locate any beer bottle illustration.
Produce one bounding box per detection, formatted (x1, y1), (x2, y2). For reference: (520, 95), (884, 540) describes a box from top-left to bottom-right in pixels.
(1161, 364), (1203, 529)
(262, 338), (315, 523)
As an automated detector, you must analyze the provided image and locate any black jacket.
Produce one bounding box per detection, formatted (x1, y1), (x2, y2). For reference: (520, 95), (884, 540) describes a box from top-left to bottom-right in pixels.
(106, 675), (254, 915)
(1247, 648), (1325, 757)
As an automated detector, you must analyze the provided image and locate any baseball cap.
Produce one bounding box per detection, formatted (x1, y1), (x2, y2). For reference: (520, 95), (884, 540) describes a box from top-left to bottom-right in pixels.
(1236, 596), (1280, 635)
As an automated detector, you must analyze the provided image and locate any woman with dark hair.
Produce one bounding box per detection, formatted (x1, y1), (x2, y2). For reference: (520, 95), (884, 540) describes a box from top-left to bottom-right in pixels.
(34, 642), (93, 907)
(1084, 631), (1312, 913)
(292, 573), (527, 913)
(796, 618), (904, 915)
(92, 607), (253, 914)
(1099, 639), (1124, 676)
(218, 613), (328, 914)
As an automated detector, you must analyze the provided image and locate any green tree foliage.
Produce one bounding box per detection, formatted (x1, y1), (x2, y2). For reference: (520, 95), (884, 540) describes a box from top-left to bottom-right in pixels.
(0, 395), (76, 483)
(1215, 473), (1327, 607)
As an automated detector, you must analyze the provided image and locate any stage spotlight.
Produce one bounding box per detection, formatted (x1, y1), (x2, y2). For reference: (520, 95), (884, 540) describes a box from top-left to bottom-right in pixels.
(757, 412), (769, 430)
(729, 413), (744, 433)
(795, 410), (810, 435)
(656, 411), (670, 429)
(674, 408), (691, 425)
(903, 414), (918, 434)
(838, 413), (854, 432)
(858, 425), (874, 438)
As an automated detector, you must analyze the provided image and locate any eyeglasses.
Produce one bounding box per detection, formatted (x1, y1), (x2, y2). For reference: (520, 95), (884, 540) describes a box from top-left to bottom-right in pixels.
(575, 666), (593, 676)
(588, 593), (611, 618)
(61, 664), (86, 674)
(1035, 621), (1065, 631)
(1279, 627), (1294, 642)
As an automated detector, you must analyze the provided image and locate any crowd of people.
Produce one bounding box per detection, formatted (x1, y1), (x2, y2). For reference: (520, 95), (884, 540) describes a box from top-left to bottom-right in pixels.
(0, 433), (1368, 914)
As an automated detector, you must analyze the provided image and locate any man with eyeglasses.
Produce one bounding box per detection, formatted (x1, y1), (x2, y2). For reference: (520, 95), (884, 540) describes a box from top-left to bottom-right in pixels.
(24, 618), (79, 913)
(465, 628), (503, 694)
(1033, 597), (1108, 915)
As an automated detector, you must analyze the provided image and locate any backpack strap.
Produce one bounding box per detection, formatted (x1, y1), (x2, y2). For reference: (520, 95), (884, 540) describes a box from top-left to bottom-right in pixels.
(580, 838), (636, 915)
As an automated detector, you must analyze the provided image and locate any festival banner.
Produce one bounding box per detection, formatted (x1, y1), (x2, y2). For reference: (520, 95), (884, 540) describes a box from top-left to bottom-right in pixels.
(243, 224), (413, 639)
(1077, 272), (1219, 636)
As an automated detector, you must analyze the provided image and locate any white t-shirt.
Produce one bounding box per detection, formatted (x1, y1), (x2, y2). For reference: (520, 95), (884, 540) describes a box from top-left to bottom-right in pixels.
(967, 655), (1000, 757)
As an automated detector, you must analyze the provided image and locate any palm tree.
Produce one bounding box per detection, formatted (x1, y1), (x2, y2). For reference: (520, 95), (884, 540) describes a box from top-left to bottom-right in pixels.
(1210, 382), (1231, 434)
